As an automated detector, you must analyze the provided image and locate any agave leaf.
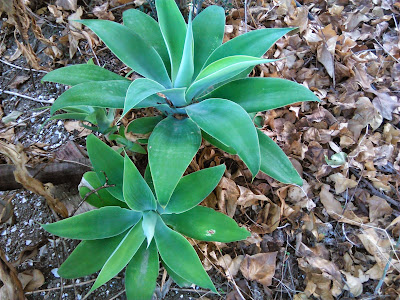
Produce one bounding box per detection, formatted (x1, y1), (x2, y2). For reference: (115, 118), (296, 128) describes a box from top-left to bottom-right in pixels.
(186, 99), (260, 177)
(87, 135), (124, 200)
(186, 56), (276, 101)
(127, 116), (163, 134)
(154, 216), (216, 292)
(42, 64), (128, 86)
(58, 232), (126, 279)
(79, 20), (171, 88)
(162, 206), (250, 242)
(192, 5), (225, 79)
(135, 94), (169, 109)
(122, 78), (166, 119)
(174, 11), (194, 89)
(144, 164), (155, 195)
(204, 28), (294, 66)
(79, 171), (129, 209)
(162, 260), (192, 287)
(162, 87), (187, 107)
(123, 9), (170, 75)
(162, 165), (225, 214)
(202, 131), (237, 154)
(142, 211), (158, 246)
(125, 241), (159, 300)
(202, 77), (319, 112)
(258, 129), (303, 185)
(50, 80), (130, 114)
(156, 0), (186, 84)
(123, 156), (157, 211)
(148, 116), (201, 207)
(90, 220), (145, 292)
(41, 206), (141, 240)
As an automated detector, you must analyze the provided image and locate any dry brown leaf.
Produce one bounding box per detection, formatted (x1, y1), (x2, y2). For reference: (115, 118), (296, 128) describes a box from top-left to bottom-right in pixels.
(215, 254), (244, 278)
(0, 0), (13, 15)
(0, 248), (24, 300)
(56, 0), (77, 11)
(0, 198), (13, 224)
(0, 141), (68, 217)
(19, 269), (44, 292)
(215, 177), (239, 217)
(64, 120), (91, 137)
(329, 173), (358, 194)
(357, 228), (400, 271)
(317, 43), (335, 80)
(367, 195), (393, 223)
(341, 270), (369, 297)
(366, 264), (385, 280)
(240, 252), (277, 286)
(9, 75), (30, 89)
(319, 184), (367, 225)
(93, 2), (115, 21)
(237, 186), (269, 208)
(372, 91), (399, 121)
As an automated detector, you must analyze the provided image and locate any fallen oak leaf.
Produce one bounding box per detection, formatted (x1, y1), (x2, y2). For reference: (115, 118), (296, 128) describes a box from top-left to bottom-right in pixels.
(240, 252), (278, 286)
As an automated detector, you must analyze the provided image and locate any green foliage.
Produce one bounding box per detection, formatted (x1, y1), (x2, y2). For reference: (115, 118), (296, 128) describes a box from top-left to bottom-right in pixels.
(42, 136), (249, 299)
(41, 1), (321, 297)
(44, 0), (319, 190)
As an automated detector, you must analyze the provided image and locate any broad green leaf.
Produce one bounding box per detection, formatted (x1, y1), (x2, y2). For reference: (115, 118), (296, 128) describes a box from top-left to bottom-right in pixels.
(162, 165), (225, 214)
(86, 135), (124, 200)
(162, 87), (187, 107)
(108, 135), (147, 154)
(174, 12), (194, 89)
(123, 9), (170, 75)
(154, 216), (216, 292)
(148, 116), (201, 206)
(202, 131), (236, 154)
(202, 77), (319, 113)
(42, 64), (128, 86)
(163, 206), (249, 242)
(90, 221), (145, 292)
(58, 232), (126, 279)
(186, 56), (276, 101)
(127, 116), (163, 134)
(41, 206), (141, 240)
(123, 156), (156, 211)
(79, 171), (129, 209)
(135, 94), (169, 109)
(186, 99), (260, 177)
(126, 241), (159, 300)
(142, 211), (158, 246)
(156, 0), (186, 83)
(192, 5), (225, 79)
(204, 28), (294, 66)
(257, 129), (303, 185)
(162, 260), (192, 287)
(50, 80), (130, 114)
(79, 20), (171, 88)
(144, 164), (155, 195)
(122, 78), (166, 119)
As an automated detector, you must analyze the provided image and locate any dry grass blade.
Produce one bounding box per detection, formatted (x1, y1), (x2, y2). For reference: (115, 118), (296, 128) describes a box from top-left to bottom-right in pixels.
(0, 247), (25, 300)
(0, 141), (68, 218)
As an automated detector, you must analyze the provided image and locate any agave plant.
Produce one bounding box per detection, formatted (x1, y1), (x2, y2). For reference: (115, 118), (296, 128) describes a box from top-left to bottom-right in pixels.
(42, 0), (319, 207)
(42, 135), (249, 298)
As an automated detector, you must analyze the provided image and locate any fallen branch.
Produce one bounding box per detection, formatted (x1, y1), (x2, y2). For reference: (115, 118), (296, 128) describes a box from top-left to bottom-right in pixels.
(0, 89), (53, 104)
(0, 162), (90, 191)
